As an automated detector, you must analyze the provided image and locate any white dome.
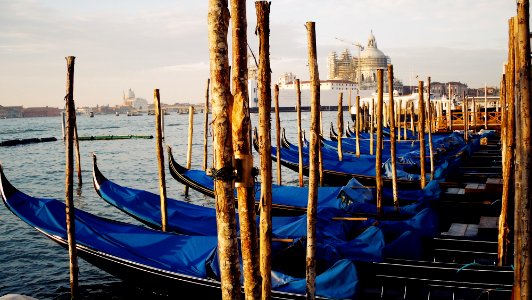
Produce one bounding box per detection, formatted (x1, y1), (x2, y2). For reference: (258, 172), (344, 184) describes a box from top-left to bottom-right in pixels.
(360, 47), (386, 59)
(360, 30), (386, 59)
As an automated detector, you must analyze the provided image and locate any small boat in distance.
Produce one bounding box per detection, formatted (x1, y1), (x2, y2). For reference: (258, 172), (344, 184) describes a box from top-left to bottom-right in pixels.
(127, 111), (142, 116)
(115, 112), (119, 116)
(89, 111), (94, 117)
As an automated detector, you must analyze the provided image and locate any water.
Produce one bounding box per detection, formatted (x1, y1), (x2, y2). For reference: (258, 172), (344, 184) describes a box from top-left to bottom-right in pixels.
(0, 110), (345, 299)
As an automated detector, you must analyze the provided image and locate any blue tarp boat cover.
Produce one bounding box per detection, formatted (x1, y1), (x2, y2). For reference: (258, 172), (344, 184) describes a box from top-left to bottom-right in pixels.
(96, 169), (440, 264)
(97, 175), (387, 263)
(2, 185), (360, 299)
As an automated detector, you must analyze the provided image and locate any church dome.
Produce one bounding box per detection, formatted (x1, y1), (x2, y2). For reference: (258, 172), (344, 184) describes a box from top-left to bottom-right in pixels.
(360, 31), (386, 59)
(360, 47), (386, 59)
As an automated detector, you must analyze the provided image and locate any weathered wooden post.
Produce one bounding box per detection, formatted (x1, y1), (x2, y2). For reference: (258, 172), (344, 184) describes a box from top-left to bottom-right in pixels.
(484, 83), (488, 129)
(472, 97), (477, 131)
(411, 99), (416, 135)
(203, 78), (210, 171)
(362, 103), (367, 132)
(64, 55), (79, 299)
(498, 21), (516, 270)
(348, 89), (352, 124)
(427, 77), (435, 180)
(154, 89), (168, 232)
(387, 65), (399, 212)
(319, 111), (324, 186)
(355, 95), (361, 157)
(73, 123), (82, 186)
(208, 0), (242, 298)
(184, 105), (194, 196)
(370, 98), (375, 155)
(375, 69), (384, 216)
(256, 1), (273, 298)
(306, 20), (320, 299)
(296, 79), (304, 187)
(231, 0), (260, 297)
(400, 98), (406, 141)
(462, 97), (467, 139)
(61, 111), (66, 141)
(418, 81), (426, 189)
(448, 83), (453, 131)
(511, 14), (524, 297)
(498, 69), (511, 267)
(514, 2), (531, 297)
(403, 101), (408, 139)
(274, 84), (282, 185)
(161, 107), (165, 140)
(337, 92), (344, 161)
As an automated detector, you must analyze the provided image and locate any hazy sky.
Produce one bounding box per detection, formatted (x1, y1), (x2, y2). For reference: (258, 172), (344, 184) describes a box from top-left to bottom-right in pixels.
(0, 0), (517, 108)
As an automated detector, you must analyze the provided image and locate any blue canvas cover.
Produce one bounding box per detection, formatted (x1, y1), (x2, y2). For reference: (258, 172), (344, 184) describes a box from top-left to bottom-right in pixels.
(1, 181), (360, 299)
(97, 174), (388, 263)
(273, 144), (449, 182)
(337, 177), (441, 207)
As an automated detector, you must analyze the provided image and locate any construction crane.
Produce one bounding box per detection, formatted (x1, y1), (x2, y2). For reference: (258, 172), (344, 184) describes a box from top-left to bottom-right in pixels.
(335, 37), (364, 51)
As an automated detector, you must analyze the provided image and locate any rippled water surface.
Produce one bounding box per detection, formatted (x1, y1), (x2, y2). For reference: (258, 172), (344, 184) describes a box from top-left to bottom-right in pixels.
(0, 110), (344, 299)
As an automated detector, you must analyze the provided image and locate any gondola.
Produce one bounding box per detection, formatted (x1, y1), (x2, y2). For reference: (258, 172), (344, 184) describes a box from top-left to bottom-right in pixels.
(3, 164), (513, 299)
(254, 128), (443, 187)
(326, 123), (476, 161)
(283, 128), (438, 167)
(0, 163), (358, 299)
(167, 146), (442, 218)
(344, 122), (418, 140)
(269, 125), (490, 187)
(92, 156), (515, 298)
(93, 154), (448, 260)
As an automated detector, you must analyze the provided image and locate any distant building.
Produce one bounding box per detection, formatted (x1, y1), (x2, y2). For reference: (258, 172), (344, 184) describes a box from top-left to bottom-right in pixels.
(327, 31), (391, 91)
(0, 106), (23, 118)
(430, 82), (469, 100)
(122, 88), (148, 110)
(272, 72), (361, 108)
(22, 106), (61, 118)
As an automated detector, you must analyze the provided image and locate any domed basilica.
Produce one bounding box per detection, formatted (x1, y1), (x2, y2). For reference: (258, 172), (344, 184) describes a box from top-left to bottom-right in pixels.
(327, 31), (391, 90)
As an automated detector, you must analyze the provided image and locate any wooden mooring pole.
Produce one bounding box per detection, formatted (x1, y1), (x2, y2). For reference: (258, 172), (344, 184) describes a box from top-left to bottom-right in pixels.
(208, 0), (242, 297)
(61, 111), (66, 141)
(73, 123), (82, 186)
(296, 79), (304, 187)
(370, 98), (375, 155)
(319, 111), (323, 186)
(203, 78), (210, 171)
(64, 55), (79, 299)
(256, 1), (273, 298)
(375, 69), (384, 216)
(448, 83), (452, 131)
(484, 83), (488, 129)
(274, 84), (282, 185)
(498, 69), (511, 267)
(337, 92), (343, 161)
(154, 89), (168, 232)
(427, 77), (435, 180)
(230, 0), (260, 297)
(184, 105), (194, 196)
(514, 1), (531, 297)
(418, 81), (426, 189)
(397, 99), (402, 141)
(305, 21), (319, 299)
(355, 95), (361, 157)
(387, 65), (399, 212)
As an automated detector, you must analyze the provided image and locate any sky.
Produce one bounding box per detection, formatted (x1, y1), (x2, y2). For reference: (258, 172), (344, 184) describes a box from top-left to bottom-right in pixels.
(0, 0), (518, 108)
